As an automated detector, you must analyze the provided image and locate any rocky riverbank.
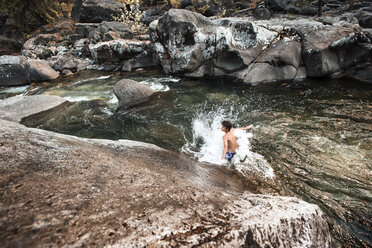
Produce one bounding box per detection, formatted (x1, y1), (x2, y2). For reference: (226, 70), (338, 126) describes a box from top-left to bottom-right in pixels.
(0, 113), (332, 247)
(0, 0), (371, 86)
(0, 1), (369, 246)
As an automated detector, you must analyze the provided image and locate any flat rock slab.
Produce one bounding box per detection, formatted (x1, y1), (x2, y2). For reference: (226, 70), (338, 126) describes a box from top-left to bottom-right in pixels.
(0, 119), (331, 247)
(0, 95), (67, 122)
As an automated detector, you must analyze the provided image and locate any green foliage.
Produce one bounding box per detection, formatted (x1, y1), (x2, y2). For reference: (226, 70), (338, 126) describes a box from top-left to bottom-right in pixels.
(0, 0), (65, 32)
(113, 0), (148, 34)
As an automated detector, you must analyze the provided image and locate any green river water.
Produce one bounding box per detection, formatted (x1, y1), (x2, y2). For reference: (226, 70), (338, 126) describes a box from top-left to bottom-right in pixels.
(1, 69), (371, 247)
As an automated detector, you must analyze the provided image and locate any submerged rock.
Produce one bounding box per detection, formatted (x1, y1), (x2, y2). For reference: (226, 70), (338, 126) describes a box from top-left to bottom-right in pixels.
(113, 78), (156, 110)
(0, 119), (332, 247)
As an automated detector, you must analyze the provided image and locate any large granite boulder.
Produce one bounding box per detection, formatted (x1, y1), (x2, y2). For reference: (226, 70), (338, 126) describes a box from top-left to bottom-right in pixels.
(121, 48), (159, 71)
(142, 8), (166, 26)
(301, 26), (356, 77)
(0, 119), (332, 247)
(151, 9), (300, 84)
(0, 56), (59, 86)
(355, 10), (372, 28)
(27, 59), (60, 82)
(89, 39), (151, 63)
(97, 21), (134, 40)
(0, 56), (28, 86)
(150, 9), (372, 85)
(329, 32), (372, 83)
(0, 95), (67, 122)
(78, 0), (123, 23)
(267, 0), (288, 11)
(113, 79), (156, 110)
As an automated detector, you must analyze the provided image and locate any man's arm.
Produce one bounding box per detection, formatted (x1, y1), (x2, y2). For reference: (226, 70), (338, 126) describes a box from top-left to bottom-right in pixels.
(221, 135), (228, 160)
(237, 124), (253, 130)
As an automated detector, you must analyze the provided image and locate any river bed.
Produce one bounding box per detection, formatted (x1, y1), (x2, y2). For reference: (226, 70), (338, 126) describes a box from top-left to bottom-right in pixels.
(1, 70), (371, 247)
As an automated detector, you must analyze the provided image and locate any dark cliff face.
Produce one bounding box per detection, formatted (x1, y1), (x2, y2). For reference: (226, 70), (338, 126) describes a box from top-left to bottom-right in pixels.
(0, 118), (331, 247)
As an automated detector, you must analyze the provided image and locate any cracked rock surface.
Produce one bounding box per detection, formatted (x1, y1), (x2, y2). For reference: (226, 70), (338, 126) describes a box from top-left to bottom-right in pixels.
(150, 9), (372, 85)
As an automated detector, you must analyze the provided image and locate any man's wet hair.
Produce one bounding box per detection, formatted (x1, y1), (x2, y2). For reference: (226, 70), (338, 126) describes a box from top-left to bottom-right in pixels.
(222, 120), (233, 131)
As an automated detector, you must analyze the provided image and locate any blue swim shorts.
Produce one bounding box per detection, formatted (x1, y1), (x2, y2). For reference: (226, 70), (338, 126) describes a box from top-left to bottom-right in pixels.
(225, 152), (236, 161)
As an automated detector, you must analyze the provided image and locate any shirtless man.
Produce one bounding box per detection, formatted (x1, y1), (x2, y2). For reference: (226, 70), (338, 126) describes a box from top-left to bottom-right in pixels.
(221, 120), (253, 162)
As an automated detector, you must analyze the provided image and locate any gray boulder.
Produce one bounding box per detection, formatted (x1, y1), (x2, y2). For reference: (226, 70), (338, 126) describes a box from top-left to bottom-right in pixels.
(151, 9), (278, 76)
(0, 56), (28, 86)
(268, 0), (288, 11)
(0, 56), (59, 86)
(301, 26), (354, 77)
(0, 95), (67, 122)
(89, 39), (151, 63)
(142, 8), (166, 26)
(284, 4), (300, 14)
(121, 49), (159, 71)
(150, 9), (372, 84)
(243, 63), (297, 85)
(352, 65), (372, 84)
(97, 21), (134, 40)
(79, 0), (123, 23)
(257, 39), (302, 68)
(75, 23), (99, 38)
(240, 38), (302, 84)
(26, 59), (60, 82)
(299, 7), (318, 16)
(253, 7), (272, 20)
(355, 11), (372, 28)
(113, 79), (156, 110)
(330, 32), (372, 83)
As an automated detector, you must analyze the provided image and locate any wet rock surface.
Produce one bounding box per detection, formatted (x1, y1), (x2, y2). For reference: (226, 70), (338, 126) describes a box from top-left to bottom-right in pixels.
(0, 119), (332, 247)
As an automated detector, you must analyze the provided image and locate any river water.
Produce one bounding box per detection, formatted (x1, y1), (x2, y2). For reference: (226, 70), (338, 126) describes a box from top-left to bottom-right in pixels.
(2, 70), (371, 247)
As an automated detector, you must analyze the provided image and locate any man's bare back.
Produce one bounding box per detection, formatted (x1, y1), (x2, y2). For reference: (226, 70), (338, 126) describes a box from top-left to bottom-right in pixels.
(221, 121), (253, 161)
(223, 129), (238, 153)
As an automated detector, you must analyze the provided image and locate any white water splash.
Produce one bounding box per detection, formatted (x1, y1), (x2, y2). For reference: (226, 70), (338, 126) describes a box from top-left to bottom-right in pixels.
(71, 75), (111, 86)
(62, 96), (91, 102)
(140, 77), (180, 92)
(182, 110), (274, 178)
(0, 85), (29, 95)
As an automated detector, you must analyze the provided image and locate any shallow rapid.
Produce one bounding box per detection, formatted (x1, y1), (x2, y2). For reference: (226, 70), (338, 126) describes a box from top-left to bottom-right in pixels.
(3, 70), (371, 247)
